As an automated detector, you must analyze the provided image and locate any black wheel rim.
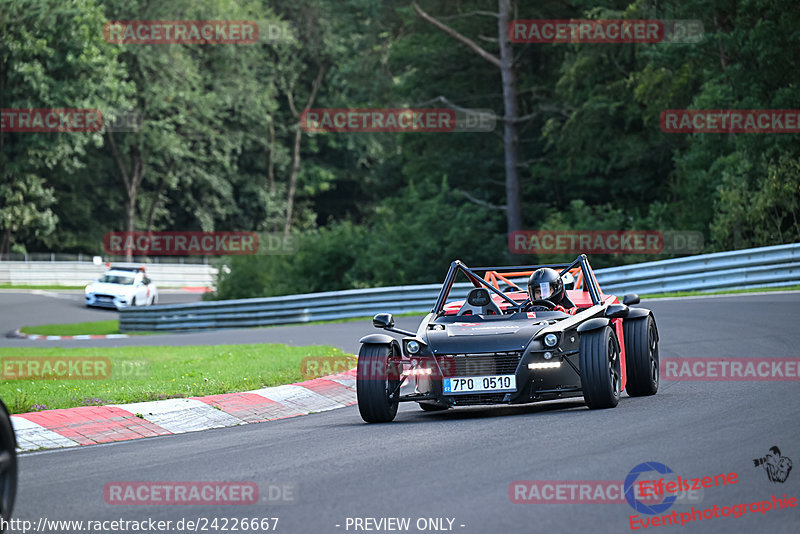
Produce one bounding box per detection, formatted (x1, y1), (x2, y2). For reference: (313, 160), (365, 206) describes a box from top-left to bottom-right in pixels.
(385, 368), (395, 400)
(385, 351), (400, 405)
(608, 338), (620, 397)
(648, 324), (659, 386)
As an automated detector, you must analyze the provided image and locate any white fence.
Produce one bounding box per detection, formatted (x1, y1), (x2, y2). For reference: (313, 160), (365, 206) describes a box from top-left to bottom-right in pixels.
(0, 261), (218, 288)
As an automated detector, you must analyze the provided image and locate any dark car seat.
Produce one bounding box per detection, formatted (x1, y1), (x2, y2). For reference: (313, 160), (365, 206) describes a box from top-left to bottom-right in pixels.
(457, 288), (502, 316)
(558, 293), (575, 308)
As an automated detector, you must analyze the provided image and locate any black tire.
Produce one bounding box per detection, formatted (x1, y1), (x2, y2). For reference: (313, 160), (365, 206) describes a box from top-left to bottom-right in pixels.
(579, 326), (621, 409)
(624, 315), (659, 397)
(131, 297), (136, 306)
(0, 401), (17, 531)
(356, 344), (400, 423)
(418, 402), (449, 412)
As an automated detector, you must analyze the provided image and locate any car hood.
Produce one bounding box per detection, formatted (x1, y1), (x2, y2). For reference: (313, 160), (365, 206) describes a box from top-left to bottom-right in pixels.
(86, 282), (135, 296)
(424, 317), (552, 354)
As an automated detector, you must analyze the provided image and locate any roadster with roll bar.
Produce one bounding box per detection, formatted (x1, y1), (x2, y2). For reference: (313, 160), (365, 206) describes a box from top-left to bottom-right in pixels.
(356, 255), (659, 423)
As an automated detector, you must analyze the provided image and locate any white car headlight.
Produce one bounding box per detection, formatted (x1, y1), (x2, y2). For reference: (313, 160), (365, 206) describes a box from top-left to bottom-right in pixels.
(544, 333), (559, 347)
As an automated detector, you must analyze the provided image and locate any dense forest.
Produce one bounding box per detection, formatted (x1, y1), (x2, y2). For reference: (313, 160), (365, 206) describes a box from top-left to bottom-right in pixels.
(1, 0), (798, 298)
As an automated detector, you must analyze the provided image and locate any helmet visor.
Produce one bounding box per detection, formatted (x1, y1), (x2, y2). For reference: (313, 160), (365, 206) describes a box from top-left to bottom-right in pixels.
(532, 282), (555, 300)
(538, 282), (552, 299)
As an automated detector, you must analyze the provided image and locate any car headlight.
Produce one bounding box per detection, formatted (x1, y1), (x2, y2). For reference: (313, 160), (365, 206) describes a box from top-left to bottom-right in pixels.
(544, 333), (559, 347)
(406, 341), (421, 354)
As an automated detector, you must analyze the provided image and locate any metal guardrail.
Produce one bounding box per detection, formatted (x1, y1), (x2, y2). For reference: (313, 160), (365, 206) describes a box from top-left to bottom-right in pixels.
(119, 243), (800, 332)
(594, 243), (800, 294)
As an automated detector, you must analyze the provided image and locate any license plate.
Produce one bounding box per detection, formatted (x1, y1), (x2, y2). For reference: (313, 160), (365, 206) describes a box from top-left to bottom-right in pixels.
(443, 375), (516, 394)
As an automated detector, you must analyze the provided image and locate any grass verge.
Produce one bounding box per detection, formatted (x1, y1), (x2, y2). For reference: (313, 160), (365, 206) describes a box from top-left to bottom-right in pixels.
(20, 320), (121, 336)
(0, 343), (350, 414)
(18, 313), (417, 336)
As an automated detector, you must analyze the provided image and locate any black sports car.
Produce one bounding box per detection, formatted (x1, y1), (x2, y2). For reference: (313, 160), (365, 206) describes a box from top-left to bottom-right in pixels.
(356, 255), (659, 423)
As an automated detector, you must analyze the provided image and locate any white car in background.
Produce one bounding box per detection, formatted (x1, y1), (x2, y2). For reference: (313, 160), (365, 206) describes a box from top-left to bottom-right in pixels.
(84, 266), (158, 309)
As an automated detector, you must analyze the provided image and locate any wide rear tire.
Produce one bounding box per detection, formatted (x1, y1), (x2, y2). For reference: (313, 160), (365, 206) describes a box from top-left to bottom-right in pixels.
(0, 401), (17, 532)
(624, 315), (659, 397)
(356, 344), (400, 423)
(579, 326), (621, 409)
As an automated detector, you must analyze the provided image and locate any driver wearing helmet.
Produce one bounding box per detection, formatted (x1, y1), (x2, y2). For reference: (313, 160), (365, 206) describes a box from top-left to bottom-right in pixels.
(527, 268), (579, 314)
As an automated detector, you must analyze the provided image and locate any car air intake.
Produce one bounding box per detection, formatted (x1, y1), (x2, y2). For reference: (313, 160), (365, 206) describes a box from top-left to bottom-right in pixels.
(434, 352), (522, 377)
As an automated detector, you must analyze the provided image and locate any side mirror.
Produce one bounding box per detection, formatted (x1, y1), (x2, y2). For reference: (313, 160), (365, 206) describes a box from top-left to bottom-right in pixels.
(606, 304), (629, 319)
(622, 293), (640, 306)
(373, 313), (395, 329)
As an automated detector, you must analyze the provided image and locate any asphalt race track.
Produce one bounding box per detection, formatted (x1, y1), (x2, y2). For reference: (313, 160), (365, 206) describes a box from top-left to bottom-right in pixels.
(0, 290), (202, 338)
(5, 292), (800, 533)
(0, 289), (405, 352)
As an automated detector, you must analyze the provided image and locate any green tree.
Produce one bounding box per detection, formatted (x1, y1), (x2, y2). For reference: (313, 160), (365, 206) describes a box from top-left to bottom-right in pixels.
(0, 0), (130, 255)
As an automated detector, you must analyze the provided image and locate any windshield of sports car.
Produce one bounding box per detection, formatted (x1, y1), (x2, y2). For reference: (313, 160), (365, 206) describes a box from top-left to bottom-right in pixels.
(97, 274), (135, 285)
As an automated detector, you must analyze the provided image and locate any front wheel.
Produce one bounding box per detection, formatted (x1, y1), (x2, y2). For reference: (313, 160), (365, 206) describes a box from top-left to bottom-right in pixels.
(579, 326), (621, 409)
(624, 315), (659, 396)
(356, 344), (401, 423)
